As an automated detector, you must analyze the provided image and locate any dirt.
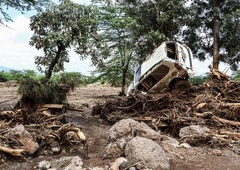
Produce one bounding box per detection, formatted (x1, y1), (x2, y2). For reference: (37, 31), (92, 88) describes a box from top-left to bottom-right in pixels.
(0, 83), (240, 170)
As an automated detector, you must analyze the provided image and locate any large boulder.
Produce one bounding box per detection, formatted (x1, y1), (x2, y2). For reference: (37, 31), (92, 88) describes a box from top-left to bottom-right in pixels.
(108, 119), (161, 141)
(125, 136), (170, 170)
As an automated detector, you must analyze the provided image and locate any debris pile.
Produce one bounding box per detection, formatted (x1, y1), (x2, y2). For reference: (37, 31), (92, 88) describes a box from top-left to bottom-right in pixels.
(0, 104), (86, 159)
(92, 67), (240, 148)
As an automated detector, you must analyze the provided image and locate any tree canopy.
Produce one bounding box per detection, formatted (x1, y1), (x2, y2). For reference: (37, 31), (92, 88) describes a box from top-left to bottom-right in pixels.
(111, 0), (188, 63)
(29, 0), (99, 80)
(183, 0), (240, 70)
(91, 2), (137, 94)
(28, 0), (239, 88)
(0, 0), (48, 25)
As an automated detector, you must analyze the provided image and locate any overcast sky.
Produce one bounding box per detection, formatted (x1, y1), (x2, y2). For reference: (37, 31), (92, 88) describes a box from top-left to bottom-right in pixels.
(0, 0), (233, 76)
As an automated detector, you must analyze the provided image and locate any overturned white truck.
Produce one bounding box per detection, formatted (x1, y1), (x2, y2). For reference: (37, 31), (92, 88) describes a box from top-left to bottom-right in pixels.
(128, 41), (195, 94)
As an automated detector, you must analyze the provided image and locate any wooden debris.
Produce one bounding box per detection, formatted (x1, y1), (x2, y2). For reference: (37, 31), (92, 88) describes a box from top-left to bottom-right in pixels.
(0, 105), (87, 158)
(212, 115), (240, 127)
(0, 145), (24, 156)
(92, 68), (240, 148)
(42, 104), (64, 109)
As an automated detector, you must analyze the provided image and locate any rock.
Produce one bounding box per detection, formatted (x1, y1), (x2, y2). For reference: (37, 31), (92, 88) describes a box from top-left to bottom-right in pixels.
(109, 157), (128, 170)
(50, 146), (61, 154)
(179, 125), (210, 138)
(38, 156), (76, 170)
(232, 146), (240, 154)
(212, 149), (222, 156)
(119, 159), (138, 170)
(105, 142), (123, 157)
(9, 125), (39, 154)
(160, 135), (180, 147)
(129, 167), (137, 170)
(108, 119), (161, 141)
(64, 156), (83, 170)
(108, 119), (138, 141)
(37, 160), (51, 170)
(135, 122), (161, 140)
(105, 138), (126, 157)
(125, 136), (170, 170)
(179, 143), (191, 149)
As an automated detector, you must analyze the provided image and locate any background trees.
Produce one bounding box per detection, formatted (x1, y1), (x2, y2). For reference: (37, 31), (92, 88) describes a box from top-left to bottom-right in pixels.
(112, 0), (188, 63)
(182, 0), (240, 70)
(12, 0), (238, 98)
(90, 2), (137, 94)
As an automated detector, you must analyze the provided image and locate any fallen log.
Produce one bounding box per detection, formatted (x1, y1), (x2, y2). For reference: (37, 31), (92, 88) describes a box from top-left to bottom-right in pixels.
(0, 145), (24, 156)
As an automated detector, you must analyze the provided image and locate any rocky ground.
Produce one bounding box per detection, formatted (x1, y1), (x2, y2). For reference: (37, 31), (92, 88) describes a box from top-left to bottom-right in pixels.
(0, 80), (239, 170)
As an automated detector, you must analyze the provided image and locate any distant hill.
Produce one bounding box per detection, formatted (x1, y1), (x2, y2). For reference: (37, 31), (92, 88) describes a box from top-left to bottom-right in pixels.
(0, 66), (11, 72)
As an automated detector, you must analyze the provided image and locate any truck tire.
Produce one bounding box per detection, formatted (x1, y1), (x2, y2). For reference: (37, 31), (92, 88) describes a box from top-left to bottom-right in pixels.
(170, 79), (191, 91)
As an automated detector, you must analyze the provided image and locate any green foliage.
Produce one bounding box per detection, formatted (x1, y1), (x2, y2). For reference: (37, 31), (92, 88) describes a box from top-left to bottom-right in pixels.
(107, 0), (188, 62)
(0, 69), (42, 82)
(231, 70), (240, 81)
(49, 72), (89, 87)
(183, 0), (240, 70)
(0, 71), (11, 82)
(90, 3), (137, 93)
(0, 0), (49, 25)
(29, 0), (99, 80)
(17, 75), (74, 109)
(189, 74), (209, 85)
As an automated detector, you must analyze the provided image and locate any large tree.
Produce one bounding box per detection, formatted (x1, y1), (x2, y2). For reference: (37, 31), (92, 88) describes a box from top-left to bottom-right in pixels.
(183, 0), (240, 70)
(110, 0), (188, 63)
(91, 2), (137, 94)
(29, 0), (99, 80)
(0, 0), (48, 25)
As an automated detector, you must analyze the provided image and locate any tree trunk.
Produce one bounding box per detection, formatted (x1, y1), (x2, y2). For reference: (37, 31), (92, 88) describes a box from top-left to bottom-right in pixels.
(121, 70), (126, 95)
(213, 8), (220, 70)
(45, 41), (65, 80)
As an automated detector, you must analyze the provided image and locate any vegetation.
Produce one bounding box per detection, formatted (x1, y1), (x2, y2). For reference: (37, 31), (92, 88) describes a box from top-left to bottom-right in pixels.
(90, 2), (137, 94)
(182, 0), (240, 70)
(17, 76), (71, 109)
(0, 0), (49, 26)
(29, 0), (99, 81)
(1, 0), (239, 104)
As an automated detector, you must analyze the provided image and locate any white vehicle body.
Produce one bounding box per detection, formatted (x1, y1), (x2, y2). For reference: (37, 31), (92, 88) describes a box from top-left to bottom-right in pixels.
(128, 41), (195, 94)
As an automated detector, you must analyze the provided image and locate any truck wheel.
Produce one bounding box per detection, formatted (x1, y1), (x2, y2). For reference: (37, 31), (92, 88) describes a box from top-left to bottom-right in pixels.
(170, 79), (191, 91)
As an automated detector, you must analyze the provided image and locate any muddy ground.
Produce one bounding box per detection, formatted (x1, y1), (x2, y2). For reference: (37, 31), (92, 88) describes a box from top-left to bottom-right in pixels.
(0, 83), (240, 170)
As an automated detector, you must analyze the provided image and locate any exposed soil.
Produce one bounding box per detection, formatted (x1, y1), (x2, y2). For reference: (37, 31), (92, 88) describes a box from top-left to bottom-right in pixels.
(0, 82), (240, 170)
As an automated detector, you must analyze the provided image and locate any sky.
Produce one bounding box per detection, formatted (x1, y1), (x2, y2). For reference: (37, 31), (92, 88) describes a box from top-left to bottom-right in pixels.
(0, 0), (234, 76)
(0, 0), (95, 75)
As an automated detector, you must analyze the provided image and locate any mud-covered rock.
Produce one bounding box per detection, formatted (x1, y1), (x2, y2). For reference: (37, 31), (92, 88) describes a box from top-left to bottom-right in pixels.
(108, 118), (161, 141)
(179, 125), (210, 138)
(125, 136), (170, 170)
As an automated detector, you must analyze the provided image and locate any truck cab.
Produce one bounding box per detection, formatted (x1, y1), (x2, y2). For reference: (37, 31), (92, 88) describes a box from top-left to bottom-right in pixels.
(128, 41), (195, 94)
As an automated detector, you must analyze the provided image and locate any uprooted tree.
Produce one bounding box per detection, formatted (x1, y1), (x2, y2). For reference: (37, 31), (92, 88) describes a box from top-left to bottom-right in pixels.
(17, 0), (100, 107)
